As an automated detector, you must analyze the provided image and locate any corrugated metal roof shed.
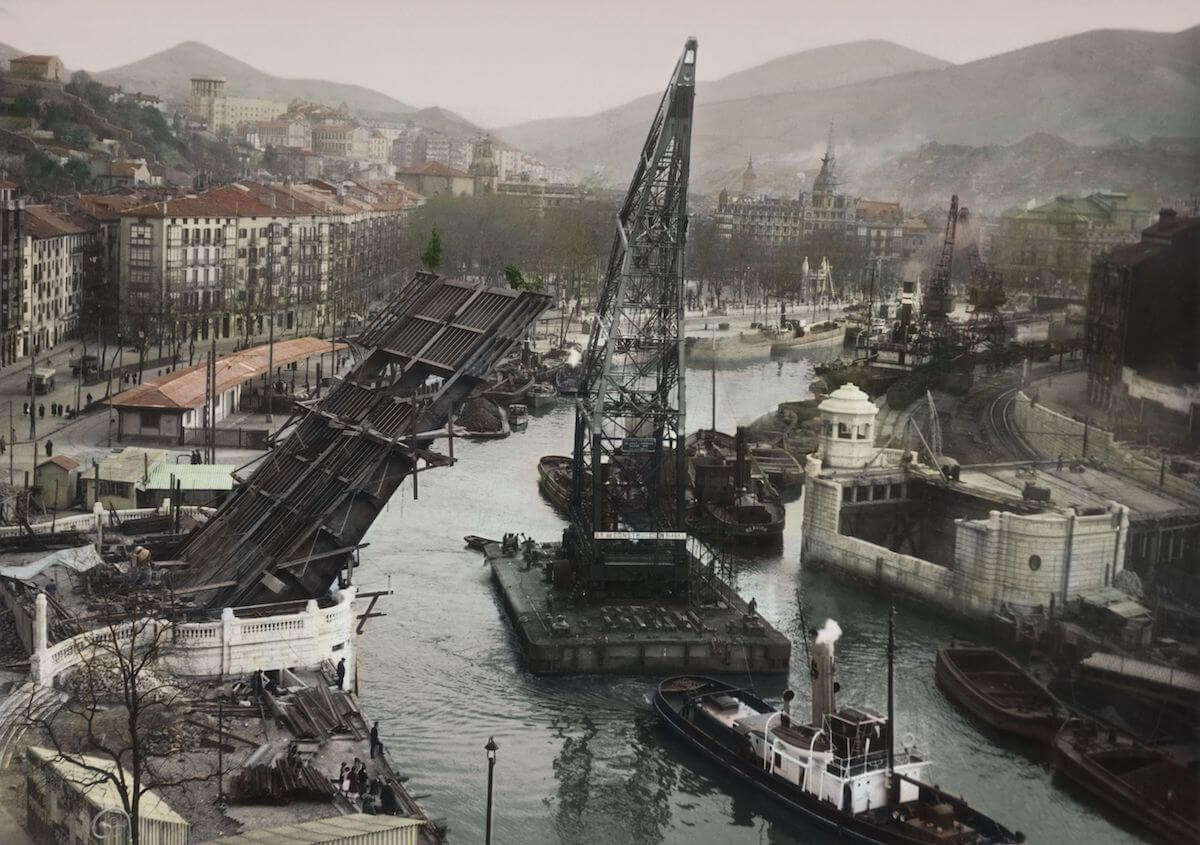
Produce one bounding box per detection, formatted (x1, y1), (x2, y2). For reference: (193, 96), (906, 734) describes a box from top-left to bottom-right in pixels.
(27, 746), (189, 826)
(204, 813), (423, 844)
(140, 463), (236, 492)
(93, 447), (168, 483)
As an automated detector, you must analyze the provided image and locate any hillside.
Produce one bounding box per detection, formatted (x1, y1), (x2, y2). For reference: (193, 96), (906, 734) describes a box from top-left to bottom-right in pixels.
(500, 27), (1200, 192)
(0, 43), (28, 71)
(499, 39), (947, 173)
(92, 41), (416, 116)
(852, 134), (1200, 215)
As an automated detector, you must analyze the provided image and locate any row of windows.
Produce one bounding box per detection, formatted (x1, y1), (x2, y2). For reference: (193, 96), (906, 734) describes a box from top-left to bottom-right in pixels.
(843, 482), (906, 503)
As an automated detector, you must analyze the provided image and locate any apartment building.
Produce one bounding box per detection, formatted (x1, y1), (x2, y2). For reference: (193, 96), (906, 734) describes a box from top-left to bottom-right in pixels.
(118, 180), (416, 343)
(0, 180), (23, 365)
(21, 205), (99, 353)
(252, 118), (312, 151)
(188, 76), (287, 132)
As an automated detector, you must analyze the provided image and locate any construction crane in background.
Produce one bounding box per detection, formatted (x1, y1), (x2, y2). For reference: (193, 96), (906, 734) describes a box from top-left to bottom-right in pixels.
(920, 194), (960, 331)
(566, 38), (697, 600)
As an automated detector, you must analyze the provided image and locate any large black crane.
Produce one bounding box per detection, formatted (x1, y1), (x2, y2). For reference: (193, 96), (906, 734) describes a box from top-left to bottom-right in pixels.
(566, 38), (697, 599)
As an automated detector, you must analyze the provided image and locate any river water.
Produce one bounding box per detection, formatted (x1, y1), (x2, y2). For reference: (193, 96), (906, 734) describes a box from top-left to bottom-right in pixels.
(357, 349), (1142, 845)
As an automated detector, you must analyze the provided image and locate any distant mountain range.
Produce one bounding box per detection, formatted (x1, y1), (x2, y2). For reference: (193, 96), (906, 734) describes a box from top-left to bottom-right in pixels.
(499, 26), (1200, 195)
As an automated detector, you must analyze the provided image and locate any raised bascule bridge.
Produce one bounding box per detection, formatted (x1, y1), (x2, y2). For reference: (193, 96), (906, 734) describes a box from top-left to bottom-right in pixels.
(173, 272), (550, 609)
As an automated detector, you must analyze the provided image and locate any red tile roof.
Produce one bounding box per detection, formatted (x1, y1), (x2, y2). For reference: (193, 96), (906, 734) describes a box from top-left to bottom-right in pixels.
(112, 337), (346, 411)
(122, 183), (324, 219)
(22, 205), (91, 239)
(39, 454), (80, 472)
(396, 161), (469, 178)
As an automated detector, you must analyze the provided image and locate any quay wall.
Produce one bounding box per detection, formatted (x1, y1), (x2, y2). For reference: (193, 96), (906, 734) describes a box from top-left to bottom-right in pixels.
(1013, 392), (1198, 503)
(800, 456), (1128, 618)
(30, 587), (357, 687)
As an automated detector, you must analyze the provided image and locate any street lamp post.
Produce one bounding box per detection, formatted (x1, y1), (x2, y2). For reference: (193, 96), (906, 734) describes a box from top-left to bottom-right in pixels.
(484, 736), (498, 845)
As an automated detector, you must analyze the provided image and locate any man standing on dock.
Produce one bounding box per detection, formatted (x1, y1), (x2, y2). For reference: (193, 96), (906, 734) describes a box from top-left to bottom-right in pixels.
(336, 657), (346, 690)
(370, 721), (381, 759)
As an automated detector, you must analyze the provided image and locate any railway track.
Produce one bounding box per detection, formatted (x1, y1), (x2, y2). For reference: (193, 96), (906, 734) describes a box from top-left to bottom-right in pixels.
(986, 386), (1040, 461)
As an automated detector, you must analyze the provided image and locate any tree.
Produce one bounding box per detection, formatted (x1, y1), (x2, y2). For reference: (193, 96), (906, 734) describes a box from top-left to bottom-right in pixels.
(25, 586), (217, 845)
(504, 264), (543, 293)
(420, 227), (443, 271)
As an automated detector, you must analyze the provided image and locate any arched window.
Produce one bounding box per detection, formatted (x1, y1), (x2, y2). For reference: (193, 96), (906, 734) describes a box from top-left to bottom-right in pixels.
(857, 423), (870, 440)
(837, 422), (851, 439)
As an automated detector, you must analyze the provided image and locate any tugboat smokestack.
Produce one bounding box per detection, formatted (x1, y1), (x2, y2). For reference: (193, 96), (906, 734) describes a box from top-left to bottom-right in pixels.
(811, 619), (839, 727)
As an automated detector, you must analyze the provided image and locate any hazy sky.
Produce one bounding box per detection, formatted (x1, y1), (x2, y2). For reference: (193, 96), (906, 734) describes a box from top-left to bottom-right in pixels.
(2, 0), (1198, 126)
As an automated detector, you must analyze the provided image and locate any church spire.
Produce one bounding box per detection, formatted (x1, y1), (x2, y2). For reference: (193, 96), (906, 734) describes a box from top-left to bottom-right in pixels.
(813, 125), (837, 196)
(741, 154), (756, 197)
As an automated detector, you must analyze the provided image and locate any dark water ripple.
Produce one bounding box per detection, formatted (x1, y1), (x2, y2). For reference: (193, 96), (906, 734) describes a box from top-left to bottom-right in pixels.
(358, 353), (1145, 844)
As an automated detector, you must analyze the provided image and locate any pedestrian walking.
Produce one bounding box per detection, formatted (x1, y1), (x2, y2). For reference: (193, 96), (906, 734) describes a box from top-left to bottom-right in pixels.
(356, 766), (368, 798)
(335, 657), (346, 690)
(0, 435), (6, 455)
(369, 721), (381, 759)
(38, 404), (44, 419)
(44, 439), (53, 457)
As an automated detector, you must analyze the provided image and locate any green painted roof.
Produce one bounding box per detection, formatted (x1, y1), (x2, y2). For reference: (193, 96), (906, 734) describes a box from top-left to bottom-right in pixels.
(141, 463), (236, 492)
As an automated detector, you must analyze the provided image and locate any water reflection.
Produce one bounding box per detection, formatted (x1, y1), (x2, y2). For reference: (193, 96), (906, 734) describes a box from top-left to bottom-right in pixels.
(357, 351), (1145, 845)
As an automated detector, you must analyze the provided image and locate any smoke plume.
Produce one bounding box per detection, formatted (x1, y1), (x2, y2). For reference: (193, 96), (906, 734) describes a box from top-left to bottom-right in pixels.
(815, 618), (842, 646)
(566, 348), (582, 367)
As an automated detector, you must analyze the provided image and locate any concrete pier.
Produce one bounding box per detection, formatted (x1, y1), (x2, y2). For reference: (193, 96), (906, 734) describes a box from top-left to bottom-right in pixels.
(483, 541), (791, 675)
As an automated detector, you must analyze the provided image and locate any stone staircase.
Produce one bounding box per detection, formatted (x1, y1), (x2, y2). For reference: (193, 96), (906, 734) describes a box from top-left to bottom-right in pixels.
(0, 682), (63, 768)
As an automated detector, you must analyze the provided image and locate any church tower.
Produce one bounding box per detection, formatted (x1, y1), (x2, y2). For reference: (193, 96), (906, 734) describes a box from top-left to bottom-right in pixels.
(741, 155), (756, 197)
(811, 126), (837, 207)
(469, 134), (499, 195)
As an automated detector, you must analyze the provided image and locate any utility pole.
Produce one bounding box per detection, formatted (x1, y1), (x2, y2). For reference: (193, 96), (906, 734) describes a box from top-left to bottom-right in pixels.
(265, 223), (276, 424)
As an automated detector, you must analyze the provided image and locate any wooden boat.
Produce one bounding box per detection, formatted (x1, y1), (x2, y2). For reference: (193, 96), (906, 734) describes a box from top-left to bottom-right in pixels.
(527, 382), (557, 409)
(483, 373), (534, 406)
(935, 647), (1065, 744)
(686, 429), (784, 542)
(507, 403), (529, 431)
(748, 444), (804, 491)
(1052, 717), (1200, 843)
(655, 631), (1024, 844)
(537, 455), (573, 513)
(554, 365), (582, 396)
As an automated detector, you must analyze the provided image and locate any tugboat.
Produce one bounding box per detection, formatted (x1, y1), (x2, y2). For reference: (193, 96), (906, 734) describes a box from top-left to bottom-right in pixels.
(655, 612), (1025, 844)
(686, 428), (784, 542)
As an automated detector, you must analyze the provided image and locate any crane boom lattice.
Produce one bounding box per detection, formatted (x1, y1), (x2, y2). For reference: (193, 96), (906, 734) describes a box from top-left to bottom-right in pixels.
(567, 38), (697, 599)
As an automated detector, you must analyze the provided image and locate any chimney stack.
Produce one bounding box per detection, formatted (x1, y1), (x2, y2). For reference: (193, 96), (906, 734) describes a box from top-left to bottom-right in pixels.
(811, 639), (835, 727)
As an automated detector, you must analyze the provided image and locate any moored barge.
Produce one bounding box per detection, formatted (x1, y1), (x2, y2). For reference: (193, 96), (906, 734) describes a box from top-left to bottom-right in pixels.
(935, 647), (1065, 744)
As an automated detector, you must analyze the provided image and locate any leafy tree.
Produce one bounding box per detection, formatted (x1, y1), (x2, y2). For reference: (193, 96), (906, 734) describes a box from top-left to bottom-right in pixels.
(504, 264), (543, 292)
(64, 158), (92, 189)
(260, 144), (280, 174)
(421, 227), (443, 271)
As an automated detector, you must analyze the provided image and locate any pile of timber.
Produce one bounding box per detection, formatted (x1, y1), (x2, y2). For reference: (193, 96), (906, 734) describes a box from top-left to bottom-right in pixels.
(265, 684), (366, 743)
(229, 758), (337, 804)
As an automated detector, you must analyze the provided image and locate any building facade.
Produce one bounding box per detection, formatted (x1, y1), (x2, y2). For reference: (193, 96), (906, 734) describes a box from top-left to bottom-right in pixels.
(990, 191), (1157, 288)
(1085, 210), (1200, 435)
(0, 180), (22, 366)
(188, 76), (286, 133)
(21, 205), (99, 353)
(118, 180), (415, 344)
(8, 54), (65, 83)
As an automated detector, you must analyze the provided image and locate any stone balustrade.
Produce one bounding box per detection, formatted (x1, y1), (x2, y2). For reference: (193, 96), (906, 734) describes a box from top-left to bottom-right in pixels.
(30, 587), (357, 687)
